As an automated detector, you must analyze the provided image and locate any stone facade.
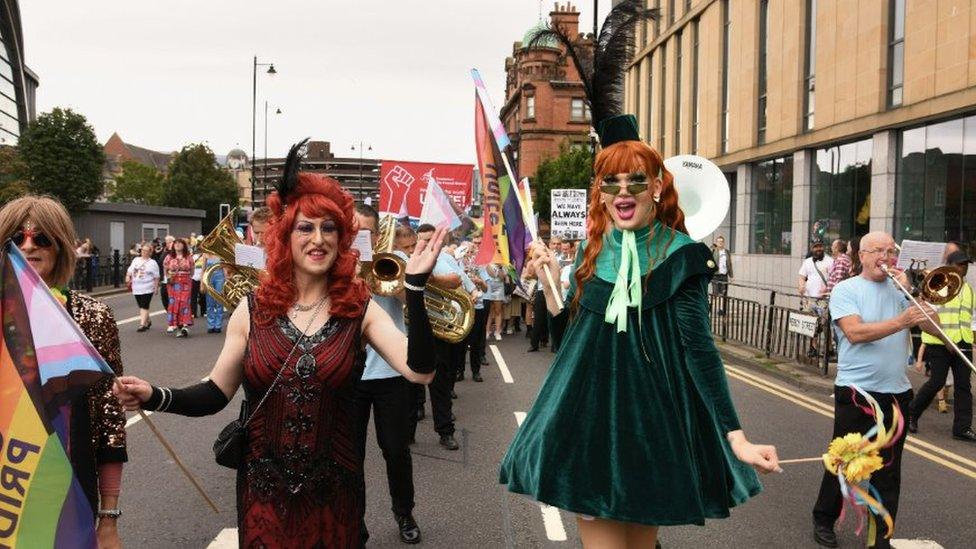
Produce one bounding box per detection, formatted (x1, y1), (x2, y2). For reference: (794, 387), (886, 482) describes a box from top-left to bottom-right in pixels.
(624, 0), (976, 293)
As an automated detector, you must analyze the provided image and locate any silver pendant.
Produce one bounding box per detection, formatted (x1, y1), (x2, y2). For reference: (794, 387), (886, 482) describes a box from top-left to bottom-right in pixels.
(295, 353), (317, 378)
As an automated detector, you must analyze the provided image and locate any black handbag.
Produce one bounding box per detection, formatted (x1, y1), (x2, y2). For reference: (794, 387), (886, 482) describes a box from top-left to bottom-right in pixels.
(211, 299), (324, 469)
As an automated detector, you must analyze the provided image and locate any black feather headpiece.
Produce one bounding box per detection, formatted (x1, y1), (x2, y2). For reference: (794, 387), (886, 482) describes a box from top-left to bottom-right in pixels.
(526, 0), (659, 147)
(276, 137), (310, 205)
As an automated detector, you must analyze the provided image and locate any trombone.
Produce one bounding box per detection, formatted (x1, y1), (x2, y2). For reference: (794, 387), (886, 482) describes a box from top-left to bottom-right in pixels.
(881, 247), (976, 376)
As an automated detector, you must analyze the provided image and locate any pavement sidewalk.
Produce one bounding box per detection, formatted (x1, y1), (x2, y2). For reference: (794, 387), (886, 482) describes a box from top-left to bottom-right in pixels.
(715, 339), (836, 393)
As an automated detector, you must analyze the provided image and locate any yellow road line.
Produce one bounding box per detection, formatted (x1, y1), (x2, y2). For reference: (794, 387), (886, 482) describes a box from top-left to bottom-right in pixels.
(724, 368), (976, 481)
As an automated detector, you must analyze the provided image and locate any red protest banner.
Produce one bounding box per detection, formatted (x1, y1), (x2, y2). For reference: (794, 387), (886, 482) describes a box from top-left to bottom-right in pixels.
(378, 161), (473, 219)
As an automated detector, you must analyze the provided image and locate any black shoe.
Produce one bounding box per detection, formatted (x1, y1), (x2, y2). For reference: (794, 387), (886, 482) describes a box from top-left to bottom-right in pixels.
(214, 328), (222, 334)
(451, 390), (457, 399)
(812, 521), (838, 548)
(415, 408), (425, 421)
(472, 373), (483, 382)
(136, 325), (148, 332)
(395, 514), (421, 544)
(527, 347), (539, 352)
(455, 372), (464, 382)
(908, 418), (918, 433)
(175, 328), (187, 338)
(439, 435), (459, 451)
(953, 428), (976, 442)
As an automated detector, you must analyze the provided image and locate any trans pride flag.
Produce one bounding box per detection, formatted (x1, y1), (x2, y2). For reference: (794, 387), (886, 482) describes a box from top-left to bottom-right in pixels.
(0, 243), (113, 548)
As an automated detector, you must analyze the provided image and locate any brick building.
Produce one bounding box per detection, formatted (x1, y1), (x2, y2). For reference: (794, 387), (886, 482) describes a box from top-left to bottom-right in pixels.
(103, 132), (175, 175)
(624, 0), (976, 293)
(251, 140), (380, 208)
(500, 2), (593, 180)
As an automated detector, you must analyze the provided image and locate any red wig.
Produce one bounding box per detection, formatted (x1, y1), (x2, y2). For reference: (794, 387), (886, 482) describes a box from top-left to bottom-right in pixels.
(255, 172), (369, 326)
(572, 140), (687, 312)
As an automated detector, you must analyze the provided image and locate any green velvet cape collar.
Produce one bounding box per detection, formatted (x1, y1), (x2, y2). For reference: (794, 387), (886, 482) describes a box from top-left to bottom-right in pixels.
(594, 221), (694, 283)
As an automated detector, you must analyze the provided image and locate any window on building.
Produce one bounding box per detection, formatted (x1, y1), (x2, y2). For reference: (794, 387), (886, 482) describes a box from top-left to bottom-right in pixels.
(716, 171), (738, 252)
(895, 115), (976, 248)
(526, 95), (535, 119)
(691, 20), (700, 154)
(888, 0), (905, 108)
(811, 138), (872, 244)
(646, 52), (653, 145)
(751, 155), (794, 255)
(669, 0), (676, 26)
(757, 0), (769, 145)
(803, 0), (817, 131)
(659, 42), (667, 153)
(721, 0), (731, 154)
(685, 0), (692, 14)
(675, 30), (682, 153)
(654, 0), (661, 38)
(570, 98), (590, 121)
(0, 40), (19, 144)
(635, 61), (642, 126)
(141, 223), (170, 242)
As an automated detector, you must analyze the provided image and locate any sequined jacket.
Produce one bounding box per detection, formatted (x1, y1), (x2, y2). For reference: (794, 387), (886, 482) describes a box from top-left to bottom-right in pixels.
(67, 290), (128, 464)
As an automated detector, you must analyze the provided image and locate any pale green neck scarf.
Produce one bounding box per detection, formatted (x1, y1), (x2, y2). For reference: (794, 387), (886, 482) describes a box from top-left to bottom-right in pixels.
(602, 223), (657, 333)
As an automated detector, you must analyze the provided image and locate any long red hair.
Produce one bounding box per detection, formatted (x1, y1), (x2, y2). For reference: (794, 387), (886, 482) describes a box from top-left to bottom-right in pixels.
(255, 172), (369, 326)
(572, 140), (687, 311)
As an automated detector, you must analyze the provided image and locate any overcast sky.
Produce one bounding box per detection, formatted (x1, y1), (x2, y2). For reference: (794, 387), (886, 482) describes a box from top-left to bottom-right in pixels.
(21, 1), (610, 165)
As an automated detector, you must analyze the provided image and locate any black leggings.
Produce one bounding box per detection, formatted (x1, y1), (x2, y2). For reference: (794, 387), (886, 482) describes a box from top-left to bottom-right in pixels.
(134, 293), (153, 310)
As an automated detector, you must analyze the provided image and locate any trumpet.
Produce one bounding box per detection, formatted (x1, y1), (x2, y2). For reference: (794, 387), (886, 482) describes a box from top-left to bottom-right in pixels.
(363, 215), (475, 344)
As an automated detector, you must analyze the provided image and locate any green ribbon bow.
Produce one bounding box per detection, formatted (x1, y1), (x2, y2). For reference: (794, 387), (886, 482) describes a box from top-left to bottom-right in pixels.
(605, 230), (642, 333)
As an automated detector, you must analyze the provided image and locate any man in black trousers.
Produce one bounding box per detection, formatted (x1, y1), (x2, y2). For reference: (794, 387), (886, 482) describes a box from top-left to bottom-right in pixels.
(353, 206), (421, 544)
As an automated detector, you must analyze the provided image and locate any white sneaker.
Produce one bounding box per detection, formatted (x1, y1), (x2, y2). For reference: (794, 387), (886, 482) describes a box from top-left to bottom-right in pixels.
(494, 331), (502, 341)
(166, 326), (176, 333)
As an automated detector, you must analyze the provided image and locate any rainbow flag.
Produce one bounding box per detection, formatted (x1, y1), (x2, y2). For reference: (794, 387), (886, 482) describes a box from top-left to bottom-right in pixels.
(0, 243), (114, 548)
(471, 69), (528, 274)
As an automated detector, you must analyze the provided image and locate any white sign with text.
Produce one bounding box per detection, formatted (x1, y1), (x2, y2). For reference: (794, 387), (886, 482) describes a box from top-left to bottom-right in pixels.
(787, 311), (819, 338)
(550, 189), (588, 240)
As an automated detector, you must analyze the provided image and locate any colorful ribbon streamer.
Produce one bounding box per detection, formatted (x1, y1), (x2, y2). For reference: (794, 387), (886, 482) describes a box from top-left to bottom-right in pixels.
(605, 230), (642, 333)
(821, 386), (904, 545)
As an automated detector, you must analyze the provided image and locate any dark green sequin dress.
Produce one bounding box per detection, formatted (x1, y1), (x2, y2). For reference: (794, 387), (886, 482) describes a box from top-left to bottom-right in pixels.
(499, 224), (761, 526)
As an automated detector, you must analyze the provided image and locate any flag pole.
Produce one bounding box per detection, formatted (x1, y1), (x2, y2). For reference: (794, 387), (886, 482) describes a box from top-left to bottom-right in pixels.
(497, 154), (564, 311)
(113, 379), (220, 513)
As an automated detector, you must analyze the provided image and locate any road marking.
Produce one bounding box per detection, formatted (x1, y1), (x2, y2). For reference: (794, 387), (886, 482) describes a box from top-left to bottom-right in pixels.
(724, 366), (976, 480)
(891, 540), (944, 548)
(513, 412), (567, 541)
(491, 345), (514, 383)
(116, 309), (167, 326)
(125, 411), (152, 428)
(206, 528), (237, 548)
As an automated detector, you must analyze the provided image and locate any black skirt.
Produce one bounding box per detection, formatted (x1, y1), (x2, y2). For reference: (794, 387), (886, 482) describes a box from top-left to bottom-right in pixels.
(134, 292), (153, 309)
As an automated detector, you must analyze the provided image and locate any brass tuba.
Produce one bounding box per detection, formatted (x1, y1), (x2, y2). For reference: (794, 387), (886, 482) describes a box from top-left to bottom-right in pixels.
(364, 215), (406, 296)
(199, 209), (261, 309)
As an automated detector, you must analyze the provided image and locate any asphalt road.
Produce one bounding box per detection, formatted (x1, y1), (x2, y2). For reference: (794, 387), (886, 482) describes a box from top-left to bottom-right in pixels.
(98, 292), (976, 548)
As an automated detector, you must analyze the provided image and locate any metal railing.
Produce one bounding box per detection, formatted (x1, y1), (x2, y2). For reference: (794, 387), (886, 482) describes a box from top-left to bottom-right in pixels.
(69, 250), (125, 292)
(709, 281), (833, 376)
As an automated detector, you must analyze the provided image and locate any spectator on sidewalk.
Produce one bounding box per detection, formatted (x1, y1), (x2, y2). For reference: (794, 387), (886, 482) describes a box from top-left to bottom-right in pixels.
(826, 239), (852, 293)
(711, 235), (733, 297)
(800, 239), (834, 358)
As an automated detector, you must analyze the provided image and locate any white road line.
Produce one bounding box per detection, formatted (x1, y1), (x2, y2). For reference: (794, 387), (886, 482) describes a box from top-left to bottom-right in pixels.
(513, 412), (567, 541)
(207, 528), (238, 548)
(125, 411), (152, 428)
(116, 309), (167, 326)
(891, 540), (944, 549)
(490, 345), (514, 383)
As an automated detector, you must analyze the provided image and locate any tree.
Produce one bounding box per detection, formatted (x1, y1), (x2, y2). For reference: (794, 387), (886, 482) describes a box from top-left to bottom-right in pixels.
(17, 108), (105, 213)
(109, 160), (166, 205)
(0, 146), (30, 203)
(532, 140), (593, 222)
(164, 143), (239, 232)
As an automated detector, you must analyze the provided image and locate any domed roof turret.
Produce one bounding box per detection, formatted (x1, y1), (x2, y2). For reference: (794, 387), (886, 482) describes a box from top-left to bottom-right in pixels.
(522, 21), (558, 50)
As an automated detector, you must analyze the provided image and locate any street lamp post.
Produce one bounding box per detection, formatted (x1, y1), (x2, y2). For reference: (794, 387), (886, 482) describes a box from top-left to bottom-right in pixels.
(264, 102), (281, 185)
(252, 56), (276, 202)
(351, 142), (372, 204)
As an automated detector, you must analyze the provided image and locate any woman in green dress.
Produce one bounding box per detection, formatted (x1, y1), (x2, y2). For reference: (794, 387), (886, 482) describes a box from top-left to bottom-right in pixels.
(499, 133), (781, 548)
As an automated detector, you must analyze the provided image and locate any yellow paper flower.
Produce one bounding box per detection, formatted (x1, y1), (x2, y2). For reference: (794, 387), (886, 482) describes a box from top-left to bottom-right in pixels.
(822, 433), (884, 484)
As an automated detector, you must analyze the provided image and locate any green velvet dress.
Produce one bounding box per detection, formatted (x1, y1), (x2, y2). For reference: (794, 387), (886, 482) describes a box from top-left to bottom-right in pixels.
(499, 223), (762, 526)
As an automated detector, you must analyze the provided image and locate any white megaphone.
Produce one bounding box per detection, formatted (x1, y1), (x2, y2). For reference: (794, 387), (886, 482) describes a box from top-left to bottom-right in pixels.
(663, 155), (731, 241)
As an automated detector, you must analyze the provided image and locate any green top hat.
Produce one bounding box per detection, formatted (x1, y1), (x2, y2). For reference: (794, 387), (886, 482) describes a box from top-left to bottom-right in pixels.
(597, 114), (641, 148)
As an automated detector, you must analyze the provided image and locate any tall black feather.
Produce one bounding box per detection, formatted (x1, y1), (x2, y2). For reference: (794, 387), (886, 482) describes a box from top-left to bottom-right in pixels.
(276, 137), (310, 205)
(525, 0), (658, 128)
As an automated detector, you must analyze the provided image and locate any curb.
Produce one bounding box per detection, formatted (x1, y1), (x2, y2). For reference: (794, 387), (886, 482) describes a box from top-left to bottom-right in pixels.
(86, 287), (130, 298)
(715, 340), (835, 395)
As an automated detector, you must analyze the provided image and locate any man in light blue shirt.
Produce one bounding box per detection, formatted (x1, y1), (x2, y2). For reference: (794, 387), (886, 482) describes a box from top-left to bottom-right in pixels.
(812, 231), (939, 549)
(352, 206), (421, 545)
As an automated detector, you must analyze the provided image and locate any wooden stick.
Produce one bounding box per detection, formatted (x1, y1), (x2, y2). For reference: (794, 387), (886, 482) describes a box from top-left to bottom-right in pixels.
(779, 457), (823, 464)
(541, 263), (565, 310)
(137, 409), (221, 514)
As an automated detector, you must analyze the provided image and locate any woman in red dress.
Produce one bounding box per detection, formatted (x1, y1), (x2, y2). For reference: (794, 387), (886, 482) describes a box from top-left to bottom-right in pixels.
(163, 238), (194, 337)
(115, 142), (442, 548)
